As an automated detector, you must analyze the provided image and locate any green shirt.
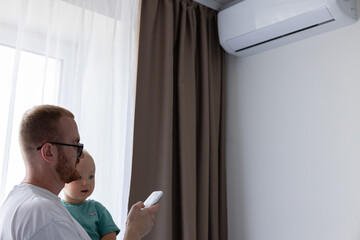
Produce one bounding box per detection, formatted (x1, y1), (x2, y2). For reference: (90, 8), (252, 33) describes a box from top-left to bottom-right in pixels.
(62, 199), (120, 240)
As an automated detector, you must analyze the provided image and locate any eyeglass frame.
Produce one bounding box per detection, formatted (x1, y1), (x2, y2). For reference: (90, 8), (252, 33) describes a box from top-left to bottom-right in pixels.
(36, 142), (84, 157)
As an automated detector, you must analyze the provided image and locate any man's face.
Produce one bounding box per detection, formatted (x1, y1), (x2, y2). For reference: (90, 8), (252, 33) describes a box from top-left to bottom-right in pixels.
(55, 117), (83, 183)
(56, 148), (81, 183)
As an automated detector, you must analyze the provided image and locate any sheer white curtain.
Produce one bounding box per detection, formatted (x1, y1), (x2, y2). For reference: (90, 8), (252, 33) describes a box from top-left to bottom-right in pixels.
(0, 0), (139, 238)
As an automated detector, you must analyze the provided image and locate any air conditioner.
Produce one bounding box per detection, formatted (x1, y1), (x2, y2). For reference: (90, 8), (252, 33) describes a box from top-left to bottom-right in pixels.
(218, 0), (357, 57)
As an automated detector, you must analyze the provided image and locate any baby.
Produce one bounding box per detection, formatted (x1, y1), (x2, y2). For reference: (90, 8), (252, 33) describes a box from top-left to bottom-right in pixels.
(62, 150), (120, 240)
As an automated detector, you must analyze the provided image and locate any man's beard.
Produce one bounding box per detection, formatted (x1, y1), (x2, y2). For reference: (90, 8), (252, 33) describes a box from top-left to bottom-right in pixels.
(56, 149), (80, 183)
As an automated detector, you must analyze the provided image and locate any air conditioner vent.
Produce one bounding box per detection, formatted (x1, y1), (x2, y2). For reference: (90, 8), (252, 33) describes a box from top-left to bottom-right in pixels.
(235, 19), (335, 52)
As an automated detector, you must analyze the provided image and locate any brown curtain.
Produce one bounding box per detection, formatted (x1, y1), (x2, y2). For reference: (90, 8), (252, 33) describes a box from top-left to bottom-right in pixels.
(129, 0), (227, 239)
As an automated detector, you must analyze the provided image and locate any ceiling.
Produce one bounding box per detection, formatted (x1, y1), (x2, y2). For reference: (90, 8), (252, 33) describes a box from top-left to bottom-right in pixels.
(194, 0), (240, 11)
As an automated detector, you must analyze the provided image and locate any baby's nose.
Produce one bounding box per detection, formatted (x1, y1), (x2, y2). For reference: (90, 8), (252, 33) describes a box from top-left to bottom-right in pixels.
(82, 179), (88, 185)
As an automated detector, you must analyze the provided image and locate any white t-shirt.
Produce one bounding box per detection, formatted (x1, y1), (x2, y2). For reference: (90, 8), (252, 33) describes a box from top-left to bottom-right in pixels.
(0, 184), (90, 240)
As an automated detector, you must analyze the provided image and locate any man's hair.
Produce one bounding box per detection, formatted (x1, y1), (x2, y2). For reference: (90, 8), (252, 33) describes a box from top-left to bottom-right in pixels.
(19, 105), (74, 156)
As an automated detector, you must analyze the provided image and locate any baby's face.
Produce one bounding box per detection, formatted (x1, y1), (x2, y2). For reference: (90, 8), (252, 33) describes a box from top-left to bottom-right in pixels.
(63, 155), (95, 204)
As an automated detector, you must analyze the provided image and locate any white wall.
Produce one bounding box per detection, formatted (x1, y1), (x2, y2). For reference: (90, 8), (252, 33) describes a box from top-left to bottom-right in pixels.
(226, 13), (360, 240)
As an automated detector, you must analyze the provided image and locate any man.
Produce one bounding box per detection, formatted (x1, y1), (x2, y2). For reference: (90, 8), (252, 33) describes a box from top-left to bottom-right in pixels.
(0, 105), (159, 239)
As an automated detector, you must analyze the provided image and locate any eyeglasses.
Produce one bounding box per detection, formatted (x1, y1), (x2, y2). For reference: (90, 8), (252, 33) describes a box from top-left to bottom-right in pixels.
(36, 142), (84, 157)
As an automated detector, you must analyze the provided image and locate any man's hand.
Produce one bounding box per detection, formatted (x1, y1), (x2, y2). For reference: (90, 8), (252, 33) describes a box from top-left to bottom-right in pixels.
(123, 201), (160, 240)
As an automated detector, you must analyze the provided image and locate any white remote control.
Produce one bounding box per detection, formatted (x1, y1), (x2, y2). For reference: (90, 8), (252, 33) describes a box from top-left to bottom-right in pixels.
(143, 191), (163, 208)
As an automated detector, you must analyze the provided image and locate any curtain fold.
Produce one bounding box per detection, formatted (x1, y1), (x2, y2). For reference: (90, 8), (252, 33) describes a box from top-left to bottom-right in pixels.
(129, 0), (227, 239)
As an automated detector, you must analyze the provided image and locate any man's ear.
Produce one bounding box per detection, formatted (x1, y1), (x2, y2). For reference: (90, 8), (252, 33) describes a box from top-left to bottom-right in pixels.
(40, 143), (55, 163)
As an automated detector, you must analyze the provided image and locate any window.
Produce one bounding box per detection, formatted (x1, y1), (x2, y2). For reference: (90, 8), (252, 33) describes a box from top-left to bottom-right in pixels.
(0, 1), (139, 234)
(0, 44), (62, 202)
